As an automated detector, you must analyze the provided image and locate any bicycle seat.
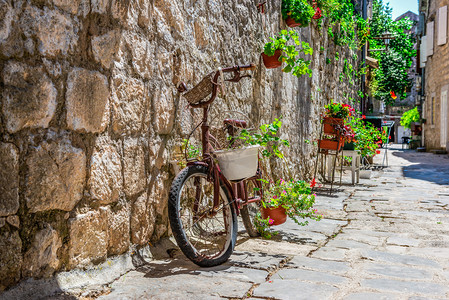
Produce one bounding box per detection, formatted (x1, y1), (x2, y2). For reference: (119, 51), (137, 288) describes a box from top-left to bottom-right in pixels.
(223, 119), (248, 129)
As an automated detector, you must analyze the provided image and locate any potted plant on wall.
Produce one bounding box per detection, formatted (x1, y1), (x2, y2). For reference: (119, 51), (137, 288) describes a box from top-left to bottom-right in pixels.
(322, 101), (354, 134)
(281, 0), (315, 28)
(262, 30), (313, 77)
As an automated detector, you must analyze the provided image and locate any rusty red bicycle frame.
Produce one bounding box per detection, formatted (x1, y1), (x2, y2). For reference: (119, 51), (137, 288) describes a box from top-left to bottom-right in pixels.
(180, 64), (262, 214)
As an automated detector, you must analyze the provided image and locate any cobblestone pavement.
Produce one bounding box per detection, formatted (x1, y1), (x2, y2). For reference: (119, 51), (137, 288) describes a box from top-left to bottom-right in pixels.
(95, 145), (449, 300)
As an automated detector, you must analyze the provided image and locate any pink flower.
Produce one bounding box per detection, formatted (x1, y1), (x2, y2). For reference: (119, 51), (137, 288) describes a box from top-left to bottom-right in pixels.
(268, 219), (274, 225)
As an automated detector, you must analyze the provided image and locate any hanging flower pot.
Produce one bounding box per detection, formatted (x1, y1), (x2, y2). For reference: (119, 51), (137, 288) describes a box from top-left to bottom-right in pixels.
(261, 50), (282, 69)
(285, 16), (302, 27)
(261, 206), (287, 226)
(318, 139), (343, 151)
(322, 117), (344, 134)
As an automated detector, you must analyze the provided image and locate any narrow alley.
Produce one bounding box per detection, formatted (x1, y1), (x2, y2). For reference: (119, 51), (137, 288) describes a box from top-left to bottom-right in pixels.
(86, 146), (449, 299)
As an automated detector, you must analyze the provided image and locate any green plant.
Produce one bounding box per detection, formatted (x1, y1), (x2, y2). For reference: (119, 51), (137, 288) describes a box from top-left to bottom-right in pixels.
(346, 117), (382, 158)
(323, 100), (355, 119)
(368, 0), (415, 105)
(233, 118), (290, 159)
(264, 30), (313, 78)
(255, 178), (322, 238)
(400, 107), (420, 129)
(281, 0), (315, 26)
(176, 139), (202, 168)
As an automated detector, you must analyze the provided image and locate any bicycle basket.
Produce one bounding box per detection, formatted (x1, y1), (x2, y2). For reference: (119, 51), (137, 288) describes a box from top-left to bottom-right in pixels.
(182, 72), (214, 105)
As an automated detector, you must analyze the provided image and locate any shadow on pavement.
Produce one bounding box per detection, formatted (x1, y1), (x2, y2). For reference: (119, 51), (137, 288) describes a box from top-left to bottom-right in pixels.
(393, 150), (449, 185)
(0, 278), (78, 300)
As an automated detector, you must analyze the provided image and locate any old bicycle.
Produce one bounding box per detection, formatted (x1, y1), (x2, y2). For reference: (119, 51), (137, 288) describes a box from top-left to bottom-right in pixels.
(168, 64), (263, 267)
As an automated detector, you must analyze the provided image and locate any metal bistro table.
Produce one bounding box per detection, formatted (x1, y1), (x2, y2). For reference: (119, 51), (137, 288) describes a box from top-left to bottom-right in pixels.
(327, 150), (361, 185)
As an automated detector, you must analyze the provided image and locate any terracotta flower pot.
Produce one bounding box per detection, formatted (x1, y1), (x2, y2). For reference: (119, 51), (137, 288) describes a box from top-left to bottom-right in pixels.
(318, 139), (343, 151)
(261, 50), (282, 69)
(261, 206), (287, 226)
(322, 117), (344, 134)
(285, 16), (302, 27)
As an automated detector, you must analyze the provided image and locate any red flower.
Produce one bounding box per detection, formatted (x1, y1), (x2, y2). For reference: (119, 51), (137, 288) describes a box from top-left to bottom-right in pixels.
(362, 115), (366, 119)
(376, 150), (381, 154)
(312, 7), (322, 19)
(389, 135), (391, 139)
(390, 91), (397, 100)
(310, 178), (316, 188)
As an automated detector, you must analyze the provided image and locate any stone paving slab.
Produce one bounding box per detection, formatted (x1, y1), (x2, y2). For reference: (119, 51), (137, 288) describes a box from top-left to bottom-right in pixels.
(360, 278), (449, 296)
(342, 292), (401, 300)
(274, 268), (348, 285)
(252, 279), (338, 299)
(227, 251), (288, 271)
(361, 262), (434, 280)
(326, 238), (374, 250)
(310, 246), (350, 261)
(360, 249), (441, 268)
(98, 271), (252, 299)
(285, 255), (351, 275)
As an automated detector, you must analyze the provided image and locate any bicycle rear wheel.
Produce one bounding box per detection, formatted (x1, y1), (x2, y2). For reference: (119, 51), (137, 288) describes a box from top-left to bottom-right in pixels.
(168, 165), (237, 267)
(240, 179), (262, 237)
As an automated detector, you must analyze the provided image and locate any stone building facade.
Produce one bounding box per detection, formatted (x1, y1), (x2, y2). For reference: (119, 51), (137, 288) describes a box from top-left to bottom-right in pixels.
(419, 0), (449, 150)
(0, 0), (360, 289)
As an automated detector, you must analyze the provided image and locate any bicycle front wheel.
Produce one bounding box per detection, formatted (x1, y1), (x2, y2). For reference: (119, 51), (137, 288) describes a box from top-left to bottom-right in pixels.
(168, 165), (237, 267)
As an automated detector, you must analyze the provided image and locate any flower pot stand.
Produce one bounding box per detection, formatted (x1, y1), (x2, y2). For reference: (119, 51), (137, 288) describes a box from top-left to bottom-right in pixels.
(313, 117), (345, 194)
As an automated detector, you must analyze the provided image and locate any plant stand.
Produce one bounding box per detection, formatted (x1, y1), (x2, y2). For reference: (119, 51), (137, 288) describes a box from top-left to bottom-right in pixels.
(313, 117), (344, 194)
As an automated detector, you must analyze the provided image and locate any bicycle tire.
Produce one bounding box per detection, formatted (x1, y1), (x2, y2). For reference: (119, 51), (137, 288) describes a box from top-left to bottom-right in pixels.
(168, 165), (237, 267)
(240, 179), (262, 237)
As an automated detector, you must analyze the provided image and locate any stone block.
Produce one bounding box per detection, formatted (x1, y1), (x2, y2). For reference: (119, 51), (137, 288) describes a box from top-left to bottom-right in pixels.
(92, 30), (121, 69)
(1, 61), (57, 133)
(0, 143), (19, 217)
(21, 6), (79, 57)
(68, 209), (108, 267)
(88, 136), (122, 205)
(153, 87), (175, 134)
(150, 172), (170, 216)
(123, 31), (154, 79)
(91, 0), (109, 14)
(52, 0), (90, 16)
(0, 0), (14, 41)
(0, 230), (22, 291)
(6, 215), (19, 228)
(130, 192), (155, 245)
(123, 138), (145, 197)
(22, 225), (62, 278)
(25, 138), (86, 213)
(66, 68), (110, 133)
(106, 204), (130, 256)
(111, 72), (146, 135)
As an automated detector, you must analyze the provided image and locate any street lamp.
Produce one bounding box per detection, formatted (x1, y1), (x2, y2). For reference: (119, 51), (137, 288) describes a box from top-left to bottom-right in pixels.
(369, 31), (396, 52)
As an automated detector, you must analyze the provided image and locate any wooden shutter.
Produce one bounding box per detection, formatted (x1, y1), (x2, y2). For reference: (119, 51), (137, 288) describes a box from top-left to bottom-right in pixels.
(438, 6), (447, 45)
(427, 21), (434, 56)
(421, 36), (427, 66)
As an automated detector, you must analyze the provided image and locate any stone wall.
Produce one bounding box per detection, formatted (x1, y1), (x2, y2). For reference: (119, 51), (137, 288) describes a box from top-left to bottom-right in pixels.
(0, 0), (360, 289)
(422, 0), (449, 150)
